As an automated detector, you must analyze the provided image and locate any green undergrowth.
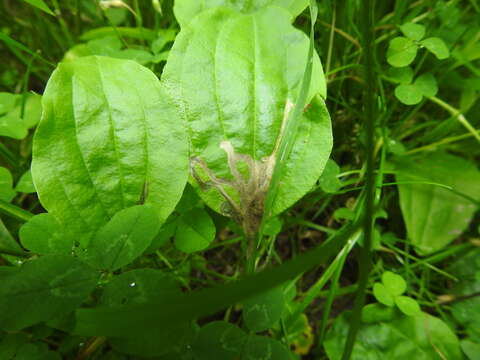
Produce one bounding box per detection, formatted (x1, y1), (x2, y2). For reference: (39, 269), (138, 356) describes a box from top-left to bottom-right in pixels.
(0, 0), (479, 359)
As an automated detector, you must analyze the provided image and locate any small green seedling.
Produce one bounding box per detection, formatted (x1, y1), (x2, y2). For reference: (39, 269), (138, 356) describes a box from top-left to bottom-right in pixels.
(373, 271), (421, 316)
(387, 22), (450, 68)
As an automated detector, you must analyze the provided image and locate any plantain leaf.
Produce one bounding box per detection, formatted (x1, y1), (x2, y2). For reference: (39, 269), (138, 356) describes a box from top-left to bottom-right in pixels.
(0, 254), (98, 331)
(192, 321), (294, 360)
(31, 56), (189, 244)
(86, 205), (161, 271)
(325, 311), (462, 359)
(395, 152), (480, 255)
(19, 213), (74, 254)
(163, 6), (331, 237)
(174, 0), (309, 27)
(174, 207), (216, 253)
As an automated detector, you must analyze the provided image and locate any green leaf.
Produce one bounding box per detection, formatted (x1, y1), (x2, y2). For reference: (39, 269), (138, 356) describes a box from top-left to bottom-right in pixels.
(373, 283), (395, 306)
(243, 335), (293, 360)
(0, 254), (98, 330)
(110, 48), (154, 65)
(394, 83), (423, 105)
(324, 312), (462, 359)
(0, 167), (16, 202)
(387, 37), (418, 67)
(461, 339), (480, 360)
(73, 221), (360, 337)
(399, 23), (426, 41)
(361, 303), (397, 323)
(146, 216), (178, 253)
(87, 205), (161, 271)
(0, 333), (29, 359)
(19, 213), (74, 254)
(192, 321), (293, 360)
(0, 218), (24, 255)
(395, 152), (480, 254)
(163, 7), (330, 234)
(395, 296), (421, 316)
(193, 321), (246, 360)
(100, 268), (190, 357)
(449, 248), (480, 341)
(80, 27), (157, 42)
(22, 0), (54, 15)
(174, 0), (309, 27)
(386, 66), (413, 84)
(7, 93), (43, 129)
(174, 207), (215, 253)
(32, 56), (189, 244)
(15, 170), (36, 193)
(0, 92), (19, 114)
(151, 29), (177, 54)
(243, 285), (286, 332)
(101, 269), (181, 306)
(414, 72), (438, 97)
(0, 334), (61, 360)
(318, 159), (342, 193)
(421, 37), (450, 59)
(333, 208), (355, 221)
(382, 271), (407, 296)
(0, 114), (28, 139)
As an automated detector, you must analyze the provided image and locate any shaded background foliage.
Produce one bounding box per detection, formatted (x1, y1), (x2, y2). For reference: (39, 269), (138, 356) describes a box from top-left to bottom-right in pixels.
(0, 0), (479, 359)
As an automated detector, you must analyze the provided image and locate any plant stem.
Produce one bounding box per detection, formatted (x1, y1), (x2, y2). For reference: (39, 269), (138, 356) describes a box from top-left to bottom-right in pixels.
(0, 199), (34, 222)
(341, 0), (376, 358)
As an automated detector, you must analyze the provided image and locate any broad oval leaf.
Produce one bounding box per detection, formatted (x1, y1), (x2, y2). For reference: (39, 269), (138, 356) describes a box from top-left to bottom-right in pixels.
(174, 0), (309, 27)
(395, 152), (480, 255)
(382, 271), (407, 297)
(192, 321), (294, 360)
(243, 285), (286, 332)
(100, 268), (191, 357)
(0, 254), (98, 331)
(0, 167), (16, 202)
(19, 213), (74, 254)
(101, 268), (181, 306)
(15, 170), (36, 193)
(373, 283), (395, 307)
(193, 321), (246, 360)
(32, 56), (189, 244)
(387, 37), (418, 67)
(163, 7), (331, 236)
(399, 23), (425, 41)
(414, 72), (438, 97)
(325, 312), (462, 359)
(86, 205), (161, 271)
(395, 84), (423, 105)
(421, 37), (450, 59)
(395, 296), (421, 316)
(174, 207), (216, 253)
